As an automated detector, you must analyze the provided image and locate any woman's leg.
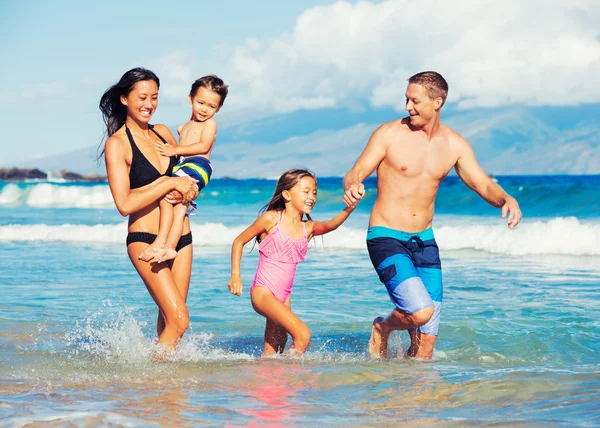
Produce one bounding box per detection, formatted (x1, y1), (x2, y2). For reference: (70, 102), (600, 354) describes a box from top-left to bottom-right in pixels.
(263, 297), (291, 355)
(251, 287), (310, 355)
(128, 242), (190, 348)
(157, 238), (193, 336)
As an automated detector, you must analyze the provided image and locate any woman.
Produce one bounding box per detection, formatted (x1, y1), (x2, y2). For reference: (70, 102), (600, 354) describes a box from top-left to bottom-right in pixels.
(100, 67), (199, 353)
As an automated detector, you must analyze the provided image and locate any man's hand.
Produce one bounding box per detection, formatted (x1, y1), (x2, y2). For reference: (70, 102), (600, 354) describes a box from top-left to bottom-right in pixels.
(343, 183), (365, 208)
(502, 196), (522, 229)
(155, 141), (177, 157)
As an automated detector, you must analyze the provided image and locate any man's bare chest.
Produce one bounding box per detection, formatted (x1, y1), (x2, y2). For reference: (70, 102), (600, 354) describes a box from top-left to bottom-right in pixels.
(384, 144), (457, 179)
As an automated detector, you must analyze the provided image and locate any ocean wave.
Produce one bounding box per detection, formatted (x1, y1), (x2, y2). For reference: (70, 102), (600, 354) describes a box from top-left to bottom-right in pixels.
(0, 183), (114, 208)
(1, 217), (599, 256)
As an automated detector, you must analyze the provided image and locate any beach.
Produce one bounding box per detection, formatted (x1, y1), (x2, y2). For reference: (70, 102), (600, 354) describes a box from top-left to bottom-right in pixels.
(1, 175), (599, 426)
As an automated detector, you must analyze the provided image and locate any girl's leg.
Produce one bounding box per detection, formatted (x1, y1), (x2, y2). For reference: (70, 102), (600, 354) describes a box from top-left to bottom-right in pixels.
(263, 297), (291, 355)
(152, 203), (189, 263)
(251, 287), (310, 355)
(139, 199), (174, 262)
(128, 242), (190, 349)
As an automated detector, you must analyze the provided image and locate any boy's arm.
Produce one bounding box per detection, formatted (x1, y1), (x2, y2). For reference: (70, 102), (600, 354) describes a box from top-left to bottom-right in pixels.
(228, 211), (277, 296)
(156, 120), (217, 157)
(311, 206), (356, 238)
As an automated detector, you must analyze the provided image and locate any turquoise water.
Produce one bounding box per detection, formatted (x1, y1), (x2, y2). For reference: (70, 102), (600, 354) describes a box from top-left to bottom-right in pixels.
(1, 176), (599, 426)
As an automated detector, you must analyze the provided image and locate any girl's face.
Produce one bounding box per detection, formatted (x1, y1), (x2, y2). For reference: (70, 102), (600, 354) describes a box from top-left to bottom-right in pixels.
(121, 80), (159, 124)
(285, 176), (317, 214)
(189, 86), (222, 122)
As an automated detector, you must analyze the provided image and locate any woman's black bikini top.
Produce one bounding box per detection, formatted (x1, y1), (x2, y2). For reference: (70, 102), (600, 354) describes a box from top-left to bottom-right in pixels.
(126, 124), (177, 189)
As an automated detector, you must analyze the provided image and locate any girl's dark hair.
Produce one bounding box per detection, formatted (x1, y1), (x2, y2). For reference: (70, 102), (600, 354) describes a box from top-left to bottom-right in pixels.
(97, 67), (160, 158)
(256, 168), (317, 244)
(189, 75), (229, 107)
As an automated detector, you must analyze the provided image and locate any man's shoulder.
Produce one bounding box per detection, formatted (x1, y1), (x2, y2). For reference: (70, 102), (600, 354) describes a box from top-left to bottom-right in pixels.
(439, 123), (468, 145)
(375, 117), (411, 138)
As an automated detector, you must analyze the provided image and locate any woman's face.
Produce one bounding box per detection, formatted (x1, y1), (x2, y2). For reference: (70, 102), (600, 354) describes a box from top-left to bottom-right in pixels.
(121, 80), (159, 124)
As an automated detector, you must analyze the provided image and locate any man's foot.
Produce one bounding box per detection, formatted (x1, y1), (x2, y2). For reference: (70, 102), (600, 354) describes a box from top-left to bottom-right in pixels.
(151, 247), (178, 263)
(368, 317), (389, 358)
(139, 244), (161, 262)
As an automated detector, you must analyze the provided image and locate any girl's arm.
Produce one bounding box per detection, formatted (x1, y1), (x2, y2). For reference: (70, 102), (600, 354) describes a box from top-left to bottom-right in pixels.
(228, 211), (277, 296)
(310, 206), (356, 238)
(105, 134), (198, 216)
(156, 120), (217, 158)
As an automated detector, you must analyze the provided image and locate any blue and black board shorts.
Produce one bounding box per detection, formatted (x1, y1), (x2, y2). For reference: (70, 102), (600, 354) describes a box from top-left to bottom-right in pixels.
(172, 155), (213, 215)
(367, 226), (443, 335)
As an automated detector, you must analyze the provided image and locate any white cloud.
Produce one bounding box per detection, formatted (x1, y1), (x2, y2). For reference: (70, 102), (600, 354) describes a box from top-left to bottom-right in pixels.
(156, 0), (600, 114)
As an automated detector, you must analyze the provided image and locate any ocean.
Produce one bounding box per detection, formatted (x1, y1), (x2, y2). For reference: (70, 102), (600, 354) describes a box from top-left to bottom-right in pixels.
(1, 175), (599, 426)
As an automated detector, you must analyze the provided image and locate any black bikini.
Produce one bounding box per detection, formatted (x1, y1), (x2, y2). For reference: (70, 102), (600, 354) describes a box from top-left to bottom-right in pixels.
(125, 124), (192, 251)
(127, 124), (177, 190)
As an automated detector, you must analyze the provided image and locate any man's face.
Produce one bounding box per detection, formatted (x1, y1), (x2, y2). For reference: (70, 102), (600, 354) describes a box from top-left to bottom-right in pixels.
(405, 83), (440, 127)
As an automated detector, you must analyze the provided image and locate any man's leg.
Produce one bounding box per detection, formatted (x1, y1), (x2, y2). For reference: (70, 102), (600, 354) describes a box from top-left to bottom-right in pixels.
(369, 306), (434, 358)
(408, 329), (437, 359)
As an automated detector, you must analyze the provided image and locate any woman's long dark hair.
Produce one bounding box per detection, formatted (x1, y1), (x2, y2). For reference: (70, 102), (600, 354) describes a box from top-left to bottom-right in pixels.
(97, 67), (160, 158)
(256, 168), (317, 244)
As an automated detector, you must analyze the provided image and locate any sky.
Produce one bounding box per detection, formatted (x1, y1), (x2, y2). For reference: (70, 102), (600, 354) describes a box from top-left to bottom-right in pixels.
(1, 0), (599, 167)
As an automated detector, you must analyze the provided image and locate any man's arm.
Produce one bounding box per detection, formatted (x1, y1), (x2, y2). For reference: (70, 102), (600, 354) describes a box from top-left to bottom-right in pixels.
(343, 124), (389, 207)
(454, 135), (522, 228)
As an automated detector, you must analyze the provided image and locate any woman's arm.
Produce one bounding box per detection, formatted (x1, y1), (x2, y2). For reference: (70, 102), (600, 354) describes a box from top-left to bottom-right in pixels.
(105, 134), (197, 216)
(228, 211), (277, 296)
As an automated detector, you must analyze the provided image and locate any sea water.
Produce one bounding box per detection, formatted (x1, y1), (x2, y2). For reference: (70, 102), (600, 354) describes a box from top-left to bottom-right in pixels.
(1, 176), (599, 426)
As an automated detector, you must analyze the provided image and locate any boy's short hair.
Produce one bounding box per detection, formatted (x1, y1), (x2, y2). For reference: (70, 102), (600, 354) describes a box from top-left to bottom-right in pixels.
(408, 71), (448, 107)
(190, 75), (229, 107)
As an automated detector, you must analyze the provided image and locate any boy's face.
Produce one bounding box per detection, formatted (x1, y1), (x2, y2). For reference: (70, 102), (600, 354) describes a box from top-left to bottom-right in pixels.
(189, 86), (222, 122)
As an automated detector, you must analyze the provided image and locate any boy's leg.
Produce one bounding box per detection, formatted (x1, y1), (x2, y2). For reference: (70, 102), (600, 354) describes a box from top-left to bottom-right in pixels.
(152, 203), (189, 263)
(139, 198), (174, 262)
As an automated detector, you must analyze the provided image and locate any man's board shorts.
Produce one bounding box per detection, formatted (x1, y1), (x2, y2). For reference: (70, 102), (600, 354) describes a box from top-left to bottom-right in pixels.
(366, 226), (443, 336)
(172, 155), (212, 215)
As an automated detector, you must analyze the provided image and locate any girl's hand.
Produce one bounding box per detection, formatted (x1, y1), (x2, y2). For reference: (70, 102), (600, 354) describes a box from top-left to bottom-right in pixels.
(155, 141), (177, 157)
(228, 275), (243, 296)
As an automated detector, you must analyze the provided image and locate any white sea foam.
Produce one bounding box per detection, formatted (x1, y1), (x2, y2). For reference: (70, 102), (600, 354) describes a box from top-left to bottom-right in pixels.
(0, 183), (114, 208)
(1, 217), (599, 256)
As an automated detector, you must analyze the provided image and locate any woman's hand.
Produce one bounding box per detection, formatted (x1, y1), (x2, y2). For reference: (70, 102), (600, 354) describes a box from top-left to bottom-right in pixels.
(172, 177), (199, 203)
(228, 274), (243, 296)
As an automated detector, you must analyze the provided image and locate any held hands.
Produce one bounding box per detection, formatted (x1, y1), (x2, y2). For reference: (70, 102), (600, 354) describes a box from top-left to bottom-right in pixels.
(502, 196), (522, 228)
(228, 275), (243, 296)
(343, 183), (365, 208)
(155, 141), (177, 157)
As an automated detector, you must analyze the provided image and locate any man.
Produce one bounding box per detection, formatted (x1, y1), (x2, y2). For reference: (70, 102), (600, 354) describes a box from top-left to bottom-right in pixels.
(343, 71), (522, 360)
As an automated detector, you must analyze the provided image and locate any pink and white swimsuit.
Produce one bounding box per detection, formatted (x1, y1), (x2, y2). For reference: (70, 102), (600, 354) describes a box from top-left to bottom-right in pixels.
(250, 212), (309, 303)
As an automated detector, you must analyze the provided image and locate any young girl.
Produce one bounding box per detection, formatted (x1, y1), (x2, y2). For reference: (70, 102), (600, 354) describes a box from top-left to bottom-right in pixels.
(139, 75), (229, 263)
(228, 169), (362, 356)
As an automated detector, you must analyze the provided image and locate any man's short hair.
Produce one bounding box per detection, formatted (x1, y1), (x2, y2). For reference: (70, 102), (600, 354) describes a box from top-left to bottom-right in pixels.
(408, 71), (448, 107)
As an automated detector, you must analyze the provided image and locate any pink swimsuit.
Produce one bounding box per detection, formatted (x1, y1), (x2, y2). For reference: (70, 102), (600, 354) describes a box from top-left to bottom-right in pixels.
(250, 212), (309, 303)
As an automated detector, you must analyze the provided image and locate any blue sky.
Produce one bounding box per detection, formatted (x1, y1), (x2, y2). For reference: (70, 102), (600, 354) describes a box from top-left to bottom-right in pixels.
(1, 0), (599, 167)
